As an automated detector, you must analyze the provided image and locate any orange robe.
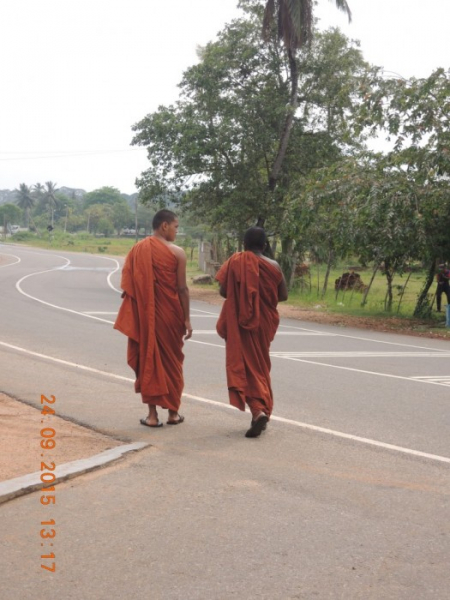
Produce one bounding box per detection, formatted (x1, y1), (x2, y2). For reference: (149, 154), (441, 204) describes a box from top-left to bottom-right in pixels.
(215, 252), (282, 418)
(114, 236), (185, 411)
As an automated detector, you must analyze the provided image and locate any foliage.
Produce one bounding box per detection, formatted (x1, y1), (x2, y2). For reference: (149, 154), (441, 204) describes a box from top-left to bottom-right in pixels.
(15, 183), (35, 227)
(83, 186), (124, 208)
(132, 4), (369, 248)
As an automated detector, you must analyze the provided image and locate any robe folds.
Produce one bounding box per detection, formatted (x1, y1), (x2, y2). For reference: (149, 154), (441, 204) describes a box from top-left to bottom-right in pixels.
(114, 236), (185, 411)
(216, 252), (282, 418)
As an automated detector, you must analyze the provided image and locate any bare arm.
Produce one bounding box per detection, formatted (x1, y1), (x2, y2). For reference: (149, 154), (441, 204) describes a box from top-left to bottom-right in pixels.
(174, 247), (192, 340)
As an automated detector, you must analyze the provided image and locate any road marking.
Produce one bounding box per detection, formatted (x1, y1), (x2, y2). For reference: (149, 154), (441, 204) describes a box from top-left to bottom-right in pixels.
(279, 323), (449, 352)
(1, 339), (449, 466)
(271, 351), (450, 358)
(84, 312), (118, 315)
(193, 330), (334, 336)
(182, 392), (450, 465)
(0, 253), (21, 268)
(411, 376), (450, 386)
(270, 354), (450, 387)
(59, 266), (115, 272)
(191, 308), (219, 315)
(15, 258), (119, 324)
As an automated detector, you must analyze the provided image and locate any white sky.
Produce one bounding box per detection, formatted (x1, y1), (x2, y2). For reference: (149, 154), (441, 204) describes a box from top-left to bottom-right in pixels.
(0, 0), (448, 194)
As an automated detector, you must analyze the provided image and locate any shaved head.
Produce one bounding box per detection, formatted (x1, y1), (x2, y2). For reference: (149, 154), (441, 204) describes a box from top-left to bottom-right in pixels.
(152, 209), (177, 230)
(244, 227), (266, 252)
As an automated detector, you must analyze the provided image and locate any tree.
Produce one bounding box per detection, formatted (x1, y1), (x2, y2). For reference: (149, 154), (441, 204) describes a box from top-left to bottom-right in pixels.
(15, 183), (35, 228)
(132, 6), (366, 275)
(83, 187), (124, 208)
(356, 68), (450, 314)
(258, 0), (352, 225)
(0, 203), (22, 238)
(136, 203), (156, 235)
(44, 181), (59, 227)
(85, 204), (113, 234)
(112, 200), (133, 235)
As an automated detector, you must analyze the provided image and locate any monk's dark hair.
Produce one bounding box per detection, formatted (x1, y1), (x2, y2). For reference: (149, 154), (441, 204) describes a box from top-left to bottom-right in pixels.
(152, 209), (177, 230)
(243, 227), (266, 252)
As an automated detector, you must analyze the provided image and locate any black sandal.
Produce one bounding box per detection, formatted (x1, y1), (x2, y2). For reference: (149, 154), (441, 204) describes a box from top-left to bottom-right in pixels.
(245, 415), (268, 438)
(167, 415), (185, 425)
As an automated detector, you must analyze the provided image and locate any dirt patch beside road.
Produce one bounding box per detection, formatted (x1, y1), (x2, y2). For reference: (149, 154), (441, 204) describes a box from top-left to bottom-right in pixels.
(0, 393), (122, 482)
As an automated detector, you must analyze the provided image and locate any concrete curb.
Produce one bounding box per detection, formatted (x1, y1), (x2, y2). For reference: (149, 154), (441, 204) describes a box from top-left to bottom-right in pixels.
(0, 442), (149, 505)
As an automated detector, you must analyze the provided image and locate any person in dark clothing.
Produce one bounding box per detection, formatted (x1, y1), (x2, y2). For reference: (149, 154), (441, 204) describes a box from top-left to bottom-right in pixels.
(436, 263), (450, 312)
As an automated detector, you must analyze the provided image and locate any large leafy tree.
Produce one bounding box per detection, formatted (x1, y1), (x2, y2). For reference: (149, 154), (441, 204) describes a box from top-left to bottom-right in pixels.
(356, 68), (450, 314)
(0, 203), (22, 237)
(83, 186), (124, 208)
(15, 183), (35, 228)
(112, 201), (133, 235)
(258, 0), (352, 224)
(132, 6), (366, 270)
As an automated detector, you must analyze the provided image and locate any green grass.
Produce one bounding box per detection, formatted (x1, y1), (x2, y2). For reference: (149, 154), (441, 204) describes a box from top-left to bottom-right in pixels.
(7, 231), (138, 255)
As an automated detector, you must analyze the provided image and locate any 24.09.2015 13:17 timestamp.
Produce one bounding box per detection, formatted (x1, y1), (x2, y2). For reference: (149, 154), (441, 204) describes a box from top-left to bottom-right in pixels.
(40, 394), (57, 573)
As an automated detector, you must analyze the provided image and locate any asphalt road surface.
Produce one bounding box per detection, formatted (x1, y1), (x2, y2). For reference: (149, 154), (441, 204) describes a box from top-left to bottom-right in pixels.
(1, 243), (449, 600)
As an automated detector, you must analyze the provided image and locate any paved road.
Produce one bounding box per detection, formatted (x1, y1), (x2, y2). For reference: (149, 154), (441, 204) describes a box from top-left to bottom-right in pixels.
(1, 244), (449, 600)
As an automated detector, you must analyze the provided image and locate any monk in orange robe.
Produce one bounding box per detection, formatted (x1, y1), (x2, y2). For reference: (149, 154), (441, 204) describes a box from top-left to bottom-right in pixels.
(114, 209), (192, 428)
(216, 227), (288, 438)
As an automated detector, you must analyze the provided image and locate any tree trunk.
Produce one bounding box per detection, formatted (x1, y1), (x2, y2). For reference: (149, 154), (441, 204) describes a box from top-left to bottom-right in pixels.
(413, 257), (437, 317)
(257, 48), (299, 228)
(384, 260), (394, 311)
(396, 271), (412, 314)
(361, 263), (380, 307)
(279, 237), (294, 285)
(322, 249), (334, 298)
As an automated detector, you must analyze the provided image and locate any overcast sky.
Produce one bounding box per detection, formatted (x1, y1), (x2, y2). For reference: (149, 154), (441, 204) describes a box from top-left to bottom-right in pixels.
(1, 0), (448, 194)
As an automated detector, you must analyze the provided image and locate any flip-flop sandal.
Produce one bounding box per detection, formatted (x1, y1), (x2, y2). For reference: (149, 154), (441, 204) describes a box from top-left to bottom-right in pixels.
(167, 415), (185, 425)
(140, 418), (163, 428)
(245, 415), (268, 438)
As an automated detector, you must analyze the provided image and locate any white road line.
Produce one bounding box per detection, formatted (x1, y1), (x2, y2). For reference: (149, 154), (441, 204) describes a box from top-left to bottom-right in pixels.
(191, 315), (218, 318)
(15, 257), (118, 324)
(193, 330), (333, 336)
(0, 253), (21, 268)
(271, 351), (450, 358)
(188, 339), (224, 349)
(411, 376), (450, 386)
(191, 308), (219, 315)
(272, 355), (450, 388)
(279, 323), (449, 352)
(84, 312), (118, 315)
(1, 339), (449, 466)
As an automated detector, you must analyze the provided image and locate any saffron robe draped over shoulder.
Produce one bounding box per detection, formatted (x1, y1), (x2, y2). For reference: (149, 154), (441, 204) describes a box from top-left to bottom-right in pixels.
(215, 252), (282, 417)
(114, 236), (185, 411)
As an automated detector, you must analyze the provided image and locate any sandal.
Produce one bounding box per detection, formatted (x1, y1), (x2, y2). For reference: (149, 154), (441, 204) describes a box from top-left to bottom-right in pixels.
(167, 415), (185, 425)
(140, 418), (163, 428)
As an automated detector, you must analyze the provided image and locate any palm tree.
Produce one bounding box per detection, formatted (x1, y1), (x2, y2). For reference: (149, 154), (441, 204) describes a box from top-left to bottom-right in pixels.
(33, 182), (45, 198)
(44, 181), (59, 227)
(15, 183), (35, 228)
(259, 0), (351, 226)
